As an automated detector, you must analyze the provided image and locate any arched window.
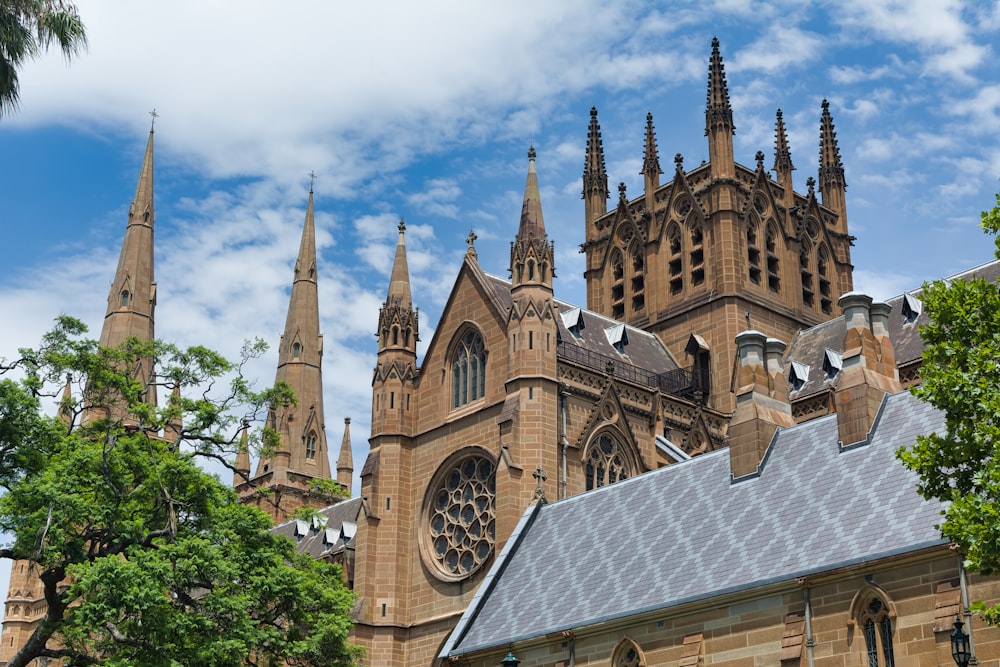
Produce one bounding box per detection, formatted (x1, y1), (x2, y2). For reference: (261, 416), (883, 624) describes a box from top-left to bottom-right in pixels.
(584, 433), (634, 491)
(610, 249), (625, 320)
(292, 342), (301, 359)
(392, 326), (399, 346)
(747, 222), (761, 285)
(120, 290), (130, 307)
(800, 240), (814, 309)
(452, 330), (486, 408)
(305, 431), (317, 460)
(859, 596), (895, 667)
(689, 221), (705, 286)
(766, 223), (780, 292)
(818, 245), (832, 314)
(612, 637), (644, 667)
(667, 223), (683, 295)
(527, 259), (535, 281)
(631, 247), (645, 313)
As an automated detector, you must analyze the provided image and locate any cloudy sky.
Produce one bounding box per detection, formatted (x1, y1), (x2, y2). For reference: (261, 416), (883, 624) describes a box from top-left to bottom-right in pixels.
(1, 0), (1000, 597)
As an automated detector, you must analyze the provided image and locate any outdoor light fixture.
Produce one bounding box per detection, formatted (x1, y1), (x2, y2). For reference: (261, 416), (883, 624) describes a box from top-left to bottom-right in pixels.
(951, 617), (971, 667)
(500, 645), (521, 667)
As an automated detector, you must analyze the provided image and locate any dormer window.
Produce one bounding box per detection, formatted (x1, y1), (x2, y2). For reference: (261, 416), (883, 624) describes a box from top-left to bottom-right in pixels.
(605, 323), (628, 354)
(902, 293), (922, 324)
(560, 307), (585, 338)
(822, 349), (842, 379)
(789, 360), (810, 391)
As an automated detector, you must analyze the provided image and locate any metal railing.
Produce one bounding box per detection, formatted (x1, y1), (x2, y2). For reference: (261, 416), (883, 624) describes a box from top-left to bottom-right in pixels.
(557, 340), (709, 401)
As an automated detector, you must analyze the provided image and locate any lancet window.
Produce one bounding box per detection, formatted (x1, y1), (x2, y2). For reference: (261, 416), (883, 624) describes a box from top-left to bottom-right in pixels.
(610, 249), (625, 320)
(452, 330), (486, 409)
(690, 221), (705, 286)
(766, 223), (780, 292)
(631, 247), (645, 313)
(818, 245), (832, 314)
(667, 223), (683, 295)
(747, 222), (761, 285)
(305, 431), (317, 460)
(800, 242), (814, 309)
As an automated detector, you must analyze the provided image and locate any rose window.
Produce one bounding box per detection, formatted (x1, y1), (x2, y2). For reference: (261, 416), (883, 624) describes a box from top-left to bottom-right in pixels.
(426, 454), (496, 580)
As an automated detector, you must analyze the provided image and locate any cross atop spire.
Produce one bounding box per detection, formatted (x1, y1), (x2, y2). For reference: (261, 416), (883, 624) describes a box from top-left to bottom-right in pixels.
(308, 170), (317, 193)
(149, 108), (158, 131)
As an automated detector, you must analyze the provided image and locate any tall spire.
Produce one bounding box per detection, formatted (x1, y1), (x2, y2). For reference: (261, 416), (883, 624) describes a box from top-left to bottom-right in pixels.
(518, 147), (546, 240)
(253, 186), (331, 485)
(642, 111), (662, 212)
(386, 219), (412, 308)
(94, 127), (158, 420)
(511, 147), (555, 290)
(336, 417), (353, 495)
(818, 99), (848, 226)
(705, 37), (735, 178)
(773, 108), (794, 204)
(583, 106), (609, 228)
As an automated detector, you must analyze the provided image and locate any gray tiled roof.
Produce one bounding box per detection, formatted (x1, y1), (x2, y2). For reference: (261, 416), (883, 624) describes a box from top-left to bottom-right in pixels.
(271, 497), (362, 558)
(443, 390), (946, 657)
(481, 272), (680, 375)
(785, 260), (1000, 397)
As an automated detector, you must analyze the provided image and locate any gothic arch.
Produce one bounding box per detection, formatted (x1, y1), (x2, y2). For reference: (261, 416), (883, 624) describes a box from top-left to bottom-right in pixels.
(765, 220), (781, 293)
(609, 248), (626, 320)
(447, 325), (488, 409)
(582, 429), (640, 491)
(628, 239), (645, 315)
(611, 636), (646, 667)
(816, 243), (833, 314)
(848, 582), (898, 667)
(687, 215), (706, 287)
(746, 216), (762, 286)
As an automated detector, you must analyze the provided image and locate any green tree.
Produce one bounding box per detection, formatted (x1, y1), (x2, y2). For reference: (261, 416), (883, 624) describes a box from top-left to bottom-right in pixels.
(898, 193), (1000, 623)
(0, 0), (86, 116)
(0, 317), (360, 666)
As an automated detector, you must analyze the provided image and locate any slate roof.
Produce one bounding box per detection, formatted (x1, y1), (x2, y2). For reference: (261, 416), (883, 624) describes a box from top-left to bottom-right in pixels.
(784, 259), (1000, 398)
(271, 497), (362, 558)
(481, 272), (680, 376)
(441, 390), (946, 658)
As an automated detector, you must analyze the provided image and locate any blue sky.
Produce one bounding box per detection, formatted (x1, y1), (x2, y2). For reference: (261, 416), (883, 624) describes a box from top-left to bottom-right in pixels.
(1, 0), (1000, 601)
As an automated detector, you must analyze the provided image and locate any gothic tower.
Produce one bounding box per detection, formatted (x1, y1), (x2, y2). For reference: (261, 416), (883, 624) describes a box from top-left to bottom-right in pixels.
(582, 38), (855, 413)
(237, 185), (339, 520)
(1, 126), (161, 665)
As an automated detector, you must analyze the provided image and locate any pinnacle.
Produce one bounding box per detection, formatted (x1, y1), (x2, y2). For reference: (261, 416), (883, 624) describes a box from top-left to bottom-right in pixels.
(518, 147), (546, 240)
(386, 218), (412, 307)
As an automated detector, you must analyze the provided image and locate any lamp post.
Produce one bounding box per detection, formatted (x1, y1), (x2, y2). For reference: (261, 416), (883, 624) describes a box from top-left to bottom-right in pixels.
(500, 645), (521, 667)
(951, 618), (971, 667)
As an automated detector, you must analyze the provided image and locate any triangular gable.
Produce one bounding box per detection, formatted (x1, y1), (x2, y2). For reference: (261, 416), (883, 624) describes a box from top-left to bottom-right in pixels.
(575, 382), (646, 472)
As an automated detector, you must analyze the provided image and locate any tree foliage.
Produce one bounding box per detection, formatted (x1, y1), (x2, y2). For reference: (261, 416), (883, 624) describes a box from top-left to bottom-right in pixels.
(898, 193), (1000, 623)
(0, 0), (87, 116)
(0, 317), (359, 666)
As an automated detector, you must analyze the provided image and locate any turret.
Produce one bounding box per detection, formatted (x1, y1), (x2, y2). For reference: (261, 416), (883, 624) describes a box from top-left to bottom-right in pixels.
(819, 99), (848, 232)
(337, 417), (353, 495)
(705, 37), (735, 179)
(583, 107), (609, 232)
(372, 220), (418, 437)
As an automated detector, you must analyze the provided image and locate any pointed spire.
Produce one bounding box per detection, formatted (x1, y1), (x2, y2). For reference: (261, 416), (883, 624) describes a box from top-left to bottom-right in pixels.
(91, 127), (158, 423)
(386, 219), (412, 308)
(774, 108), (794, 173)
(58, 373), (73, 426)
(518, 147), (546, 240)
(583, 106), (609, 227)
(705, 37), (735, 178)
(336, 417), (353, 495)
(642, 112), (662, 211)
(253, 186), (331, 484)
(773, 108), (795, 205)
(818, 99), (849, 232)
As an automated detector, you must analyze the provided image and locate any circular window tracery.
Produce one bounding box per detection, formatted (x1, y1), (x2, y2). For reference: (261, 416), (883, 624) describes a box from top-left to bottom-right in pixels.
(424, 452), (496, 580)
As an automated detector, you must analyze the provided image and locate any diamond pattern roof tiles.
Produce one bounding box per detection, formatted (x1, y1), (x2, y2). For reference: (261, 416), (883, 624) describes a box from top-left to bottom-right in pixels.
(444, 391), (946, 657)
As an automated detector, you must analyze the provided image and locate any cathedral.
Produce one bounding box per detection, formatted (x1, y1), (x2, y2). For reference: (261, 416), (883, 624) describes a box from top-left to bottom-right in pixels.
(5, 38), (1000, 667)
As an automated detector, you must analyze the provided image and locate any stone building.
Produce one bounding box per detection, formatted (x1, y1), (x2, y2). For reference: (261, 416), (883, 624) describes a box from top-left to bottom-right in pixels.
(5, 37), (1000, 667)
